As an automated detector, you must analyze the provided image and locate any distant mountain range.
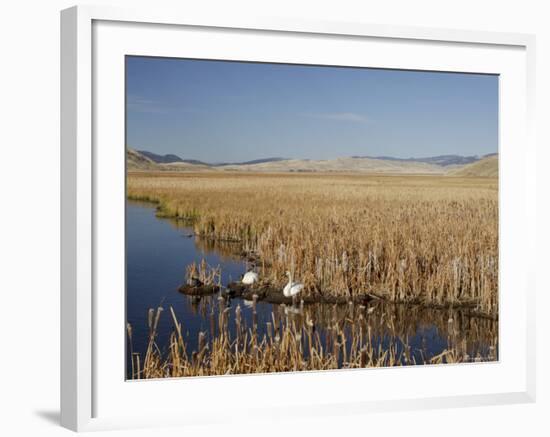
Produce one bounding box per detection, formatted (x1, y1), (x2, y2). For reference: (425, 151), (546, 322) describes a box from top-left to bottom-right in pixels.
(351, 154), (495, 167)
(128, 148), (498, 177)
(138, 150), (495, 168)
(138, 150), (210, 166)
(138, 150), (287, 167)
(217, 157), (288, 166)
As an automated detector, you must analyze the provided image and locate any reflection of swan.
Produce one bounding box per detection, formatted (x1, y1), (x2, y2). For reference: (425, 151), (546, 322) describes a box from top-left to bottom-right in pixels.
(283, 271), (304, 297)
(284, 304), (302, 315)
(242, 271), (259, 285)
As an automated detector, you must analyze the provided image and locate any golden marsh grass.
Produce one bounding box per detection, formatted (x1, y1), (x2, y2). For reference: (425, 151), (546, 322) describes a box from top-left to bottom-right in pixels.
(127, 171), (498, 316)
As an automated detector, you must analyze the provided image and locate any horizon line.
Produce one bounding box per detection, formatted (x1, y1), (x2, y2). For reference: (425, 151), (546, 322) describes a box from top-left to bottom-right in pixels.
(130, 147), (498, 165)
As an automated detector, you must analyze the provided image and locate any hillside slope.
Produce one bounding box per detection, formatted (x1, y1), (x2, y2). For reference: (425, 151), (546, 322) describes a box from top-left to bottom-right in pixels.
(128, 148), (498, 176)
(138, 150), (184, 164)
(448, 155), (498, 177)
(158, 161), (213, 171)
(127, 148), (214, 172)
(138, 150), (211, 166)
(221, 157), (446, 174)
(355, 154), (480, 167)
(127, 148), (159, 170)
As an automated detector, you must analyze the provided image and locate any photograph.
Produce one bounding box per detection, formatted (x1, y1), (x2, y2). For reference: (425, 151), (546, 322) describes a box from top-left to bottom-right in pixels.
(125, 56), (499, 379)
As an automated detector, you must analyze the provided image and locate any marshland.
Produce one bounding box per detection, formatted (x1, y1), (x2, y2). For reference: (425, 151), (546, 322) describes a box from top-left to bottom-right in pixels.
(126, 171), (498, 379)
(125, 56), (499, 378)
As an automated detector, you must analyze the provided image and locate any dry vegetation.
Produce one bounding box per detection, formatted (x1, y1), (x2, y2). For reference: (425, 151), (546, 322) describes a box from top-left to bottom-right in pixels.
(185, 259), (221, 286)
(127, 300), (497, 379)
(127, 171), (498, 317)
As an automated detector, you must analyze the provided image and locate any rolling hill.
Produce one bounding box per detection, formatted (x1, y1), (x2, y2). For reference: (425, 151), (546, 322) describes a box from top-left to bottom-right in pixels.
(128, 148), (498, 176)
(448, 155), (498, 177)
(216, 157), (288, 166)
(220, 157), (447, 174)
(158, 161), (212, 171)
(127, 148), (159, 170)
(138, 150), (288, 167)
(353, 154), (480, 167)
(138, 150), (210, 166)
(127, 149), (212, 171)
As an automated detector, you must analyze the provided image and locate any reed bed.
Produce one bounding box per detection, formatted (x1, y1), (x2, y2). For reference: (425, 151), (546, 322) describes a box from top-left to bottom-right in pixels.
(127, 172), (498, 316)
(127, 300), (497, 379)
(185, 259), (221, 286)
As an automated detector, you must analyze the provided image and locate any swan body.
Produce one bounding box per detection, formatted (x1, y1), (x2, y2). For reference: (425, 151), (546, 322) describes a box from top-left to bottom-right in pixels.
(242, 271), (259, 285)
(283, 271), (304, 297)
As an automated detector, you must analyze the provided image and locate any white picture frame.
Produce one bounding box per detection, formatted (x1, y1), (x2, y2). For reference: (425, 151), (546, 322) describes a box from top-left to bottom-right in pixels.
(60, 5), (536, 432)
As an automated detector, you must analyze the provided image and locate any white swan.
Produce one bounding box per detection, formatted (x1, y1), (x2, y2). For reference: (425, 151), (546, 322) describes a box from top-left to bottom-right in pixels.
(242, 271), (259, 285)
(283, 271), (304, 298)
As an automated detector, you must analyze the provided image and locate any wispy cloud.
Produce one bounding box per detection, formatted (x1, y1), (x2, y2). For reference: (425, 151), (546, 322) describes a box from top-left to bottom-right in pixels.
(127, 96), (206, 116)
(300, 112), (371, 124)
(127, 95), (166, 114)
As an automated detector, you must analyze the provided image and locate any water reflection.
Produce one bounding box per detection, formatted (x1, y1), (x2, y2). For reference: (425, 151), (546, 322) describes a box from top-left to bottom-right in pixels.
(182, 293), (497, 364)
(126, 201), (498, 378)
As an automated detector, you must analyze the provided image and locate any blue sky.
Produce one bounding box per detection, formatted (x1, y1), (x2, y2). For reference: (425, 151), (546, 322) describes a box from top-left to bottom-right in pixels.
(126, 56), (498, 162)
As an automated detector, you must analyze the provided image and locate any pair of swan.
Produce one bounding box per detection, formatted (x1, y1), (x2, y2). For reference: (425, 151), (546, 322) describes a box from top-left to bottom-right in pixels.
(241, 268), (304, 298)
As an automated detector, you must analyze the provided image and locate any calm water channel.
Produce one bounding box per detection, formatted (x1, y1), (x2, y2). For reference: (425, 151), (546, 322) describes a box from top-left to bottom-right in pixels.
(126, 201), (497, 378)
